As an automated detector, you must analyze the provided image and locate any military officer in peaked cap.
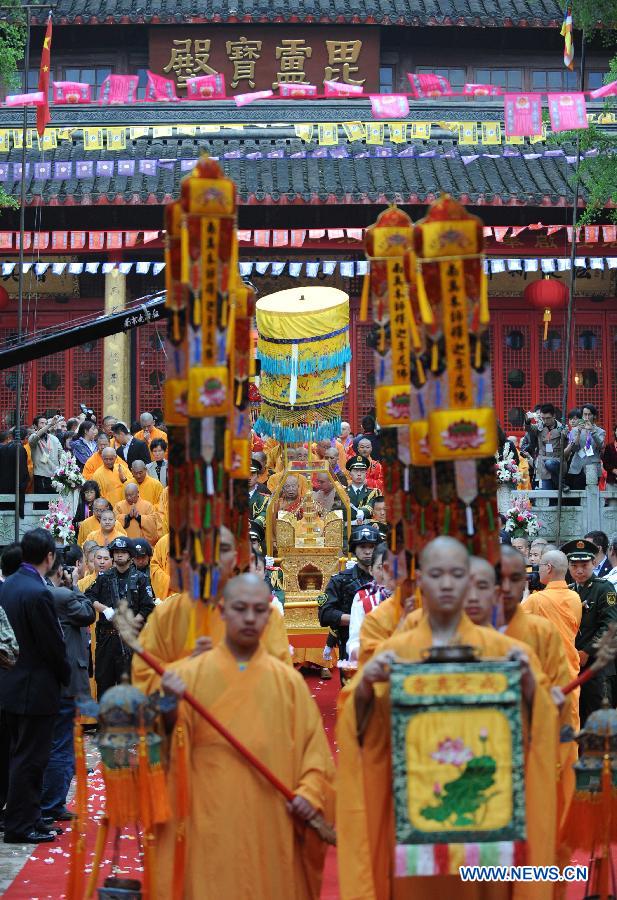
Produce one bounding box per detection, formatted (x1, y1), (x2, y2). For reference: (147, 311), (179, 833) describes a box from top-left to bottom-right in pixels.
(562, 538), (617, 721)
(249, 456), (269, 527)
(318, 525), (381, 676)
(345, 455), (379, 525)
(86, 535), (155, 698)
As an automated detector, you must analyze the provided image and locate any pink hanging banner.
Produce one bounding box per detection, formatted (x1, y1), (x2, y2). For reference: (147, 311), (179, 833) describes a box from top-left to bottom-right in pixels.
(290, 230), (306, 247)
(493, 227), (509, 242)
(98, 75), (138, 105)
(547, 226), (564, 236)
(89, 232), (105, 250)
(323, 80), (363, 97)
(503, 94), (543, 137)
(51, 232), (68, 250)
(602, 225), (617, 242)
(145, 70), (178, 101)
(124, 231), (139, 247)
(254, 230), (270, 247)
(0, 233), (11, 249)
(272, 231), (289, 247)
(4, 91), (45, 107)
(186, 73), (226, 100)
(278, 83), (317, 98)
(463, 83), (503, 97)
(590, 80), (617, 99)
(584, 226), (599, 243)
(237, 231), (251, 243)
(407, 73), (452, 99)
(107, 232), (123, 249)
(143, 230), (160, 243)
(234, 90), (273, 107)
(71, 232), (86, 249)
(53, 81), (91, 104)
(547, 92), (588, 133)
(33, 232), (50, 249)
(370, 94), (409, 119)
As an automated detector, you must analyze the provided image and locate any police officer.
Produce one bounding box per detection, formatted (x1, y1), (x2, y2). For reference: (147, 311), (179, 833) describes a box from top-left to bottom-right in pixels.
(562, 538), (617, 722)
(130, 538), (154, 597)
(318, 525), (379, 669)
(345, 456), (379, 524)
(86, 536), (155, 699)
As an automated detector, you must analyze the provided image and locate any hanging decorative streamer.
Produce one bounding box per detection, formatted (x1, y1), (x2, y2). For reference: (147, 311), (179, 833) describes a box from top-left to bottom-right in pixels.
(163, 155), (250, 601)
(413, 193), (499, 561)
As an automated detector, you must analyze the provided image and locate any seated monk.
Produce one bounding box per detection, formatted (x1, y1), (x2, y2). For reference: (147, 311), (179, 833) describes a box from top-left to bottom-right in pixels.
(78, 497), (113, 545)
(337, 536), (561, 900)
(274, 475), (305, 519)
(89, 509), (127, 547)
(113, 482), (162, 547)
(132, 525), (292, 696)
(266, 447), (310, 495)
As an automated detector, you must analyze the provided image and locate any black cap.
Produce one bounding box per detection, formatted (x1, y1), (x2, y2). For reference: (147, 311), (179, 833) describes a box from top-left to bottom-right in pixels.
(107, 536), (134, 556)
(131, 538), (152, 558)
(561, 539), (599, 562)
(350, 524), (381, 549)
(346, 454), (369, 472)
(250, 456), (263, 474)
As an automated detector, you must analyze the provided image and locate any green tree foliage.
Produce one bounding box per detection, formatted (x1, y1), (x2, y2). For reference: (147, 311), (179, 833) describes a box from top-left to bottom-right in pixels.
(0, 0), (26, 209)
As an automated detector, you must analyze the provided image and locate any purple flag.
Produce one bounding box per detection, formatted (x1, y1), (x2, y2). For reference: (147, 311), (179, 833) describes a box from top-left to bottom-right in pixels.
(118, 159), (135, 175)
(96, 160), (114, 177)
(223, 150), (242, 159)
(397, 147), (416, 158)
(0, 163), (7, 181)
(180, 159), (194, 171)
(139, 159), (157, 175)
(54, 161), (72, 179)
(34, 162), (51, 179)
(158, 159), (175, 170)
(76, 160), (94, 177)
(245, 152), (263, 160)
(13, 163), (29, 179)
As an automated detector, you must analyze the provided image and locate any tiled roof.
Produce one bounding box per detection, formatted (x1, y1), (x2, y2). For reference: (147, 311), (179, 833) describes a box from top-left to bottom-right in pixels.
(2, 134), (586, 208)
(31, 0), (564, 26)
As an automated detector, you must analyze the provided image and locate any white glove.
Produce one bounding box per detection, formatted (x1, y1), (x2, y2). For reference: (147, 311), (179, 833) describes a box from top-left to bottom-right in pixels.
(103, 607), (116, 621)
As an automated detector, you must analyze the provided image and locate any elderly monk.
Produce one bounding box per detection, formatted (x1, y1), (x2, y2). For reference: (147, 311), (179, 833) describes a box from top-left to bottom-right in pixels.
(156, 573), (334, 900)
(89, 509), (127, 547)
(274, 475), (305, 520)
(337, 536), (559, 900)
(132, 525), (291, 695)
(134, 411), (167, 449)
(130, 459), (163, 507)
(78, 497), (113, 545)
(150, 532), (170, 599)
(82, 432), (110, 481)
(93, 447), (132, 505)
(77, 540), (100, 591)
(113, 482), (162, 547)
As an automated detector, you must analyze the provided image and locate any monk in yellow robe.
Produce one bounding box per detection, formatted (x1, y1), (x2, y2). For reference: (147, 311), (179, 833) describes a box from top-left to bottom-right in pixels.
(150, 531), (170, 599)
(359, 590), (417, 665)
(132, 525), (291, 694)
(89, 509), (127, 547)
(113, 483), (162, 546)
(130, 459), (163, 506)
(337, 537), (559, 900)
(158, 486), (168, 534)
(82, 433), (110, 480)
(93, 447), (133, 506)
(134, 411), (167, 450)
(156, 573), (334, 900)
(78, 497), (113, 545)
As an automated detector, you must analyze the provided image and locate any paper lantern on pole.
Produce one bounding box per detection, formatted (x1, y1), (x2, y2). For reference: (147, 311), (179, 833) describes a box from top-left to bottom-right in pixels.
(0, 285), (9, 310)
(524, 276), (568, 340)
(254, 286), (351, 443)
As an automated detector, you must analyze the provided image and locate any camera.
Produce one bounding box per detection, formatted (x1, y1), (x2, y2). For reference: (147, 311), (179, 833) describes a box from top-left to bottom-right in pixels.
(79, 403), (96, 420)
(526, 564), (543, 593)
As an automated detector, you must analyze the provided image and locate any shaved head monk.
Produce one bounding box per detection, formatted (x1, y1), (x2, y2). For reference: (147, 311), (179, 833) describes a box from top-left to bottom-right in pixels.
(155, 573), (334, 900)
(130, 459), (163, 506)
(336, 536), (560, 900)
(132, 525), (291, 695)
(93, 447), (132, 505)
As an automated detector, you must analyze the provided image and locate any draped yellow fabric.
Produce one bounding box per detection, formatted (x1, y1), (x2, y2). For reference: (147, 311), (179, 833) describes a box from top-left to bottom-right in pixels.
(150, 533), (171, 600)
(131, 591), (291, 695)
(153, 644), (334, 900)
(336, 613), (558, 900)
(92, 462), (134, 506)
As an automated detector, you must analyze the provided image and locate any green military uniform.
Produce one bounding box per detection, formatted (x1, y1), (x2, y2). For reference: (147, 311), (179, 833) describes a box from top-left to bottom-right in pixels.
(249, 456), (270, 526)
(563, 538), (617, 722)
(345, 455), (378, 523)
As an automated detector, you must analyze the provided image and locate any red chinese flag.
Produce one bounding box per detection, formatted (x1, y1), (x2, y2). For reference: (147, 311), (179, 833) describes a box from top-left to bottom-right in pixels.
(36, 14), (53, 137)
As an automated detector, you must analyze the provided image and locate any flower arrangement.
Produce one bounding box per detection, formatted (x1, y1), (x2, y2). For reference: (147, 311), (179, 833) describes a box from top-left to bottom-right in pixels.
(42, 498), (76, 543)
(526, 410), (542, 429)
(494, 446), (523, 485)
(503, 498), (543, 538)
(51, 451), (85, 494)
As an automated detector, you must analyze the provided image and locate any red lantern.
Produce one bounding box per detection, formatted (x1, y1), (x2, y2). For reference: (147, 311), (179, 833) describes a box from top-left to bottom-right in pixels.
(524, 276), (568, 340)
(0, 285), (9, 310)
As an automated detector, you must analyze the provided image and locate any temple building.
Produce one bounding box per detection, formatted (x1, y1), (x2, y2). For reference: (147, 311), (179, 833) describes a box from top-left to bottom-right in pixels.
(0, 0), (615, 430)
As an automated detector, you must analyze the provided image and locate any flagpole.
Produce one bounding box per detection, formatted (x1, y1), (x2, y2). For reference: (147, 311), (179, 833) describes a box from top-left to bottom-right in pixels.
(13, 4), (32, 542)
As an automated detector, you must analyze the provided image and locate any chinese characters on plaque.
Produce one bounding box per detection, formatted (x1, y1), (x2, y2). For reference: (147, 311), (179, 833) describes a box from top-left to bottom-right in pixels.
(150, 28), (378, 94)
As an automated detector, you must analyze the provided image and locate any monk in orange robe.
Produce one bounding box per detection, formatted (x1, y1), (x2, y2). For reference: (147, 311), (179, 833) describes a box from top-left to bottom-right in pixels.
(158, 486), (168, 534)
(113, 482), (162, 546)
(78, 497), (114, 545)
(155, 573), (334, 900)
(337, 537), (559, 900)
(132, 526), (291, 695)
(82, 433), (110, 481)
(93, 447), (133, 505)
(89, 509), (127, 547)
(150, 532), (170, 599)
(130, 459), (163, 506)
(134, 411), (167, 450)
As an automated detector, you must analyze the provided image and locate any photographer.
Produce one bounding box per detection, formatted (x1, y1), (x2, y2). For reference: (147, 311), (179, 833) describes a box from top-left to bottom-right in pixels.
(28, 415), (64, 494)
(40, 551), (95, 824)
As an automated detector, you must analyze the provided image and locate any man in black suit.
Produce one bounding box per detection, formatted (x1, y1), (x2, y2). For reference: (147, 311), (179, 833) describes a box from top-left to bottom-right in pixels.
(111, 422), (151, 467)
(0, 428), (29, 518)
(40, 549), (95, 824)
(0, 528), (70, 844)
(585, 530), (613, 579)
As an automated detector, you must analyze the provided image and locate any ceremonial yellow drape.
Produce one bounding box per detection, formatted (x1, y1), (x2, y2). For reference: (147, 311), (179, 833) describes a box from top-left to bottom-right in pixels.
(150, 533), (170, 600)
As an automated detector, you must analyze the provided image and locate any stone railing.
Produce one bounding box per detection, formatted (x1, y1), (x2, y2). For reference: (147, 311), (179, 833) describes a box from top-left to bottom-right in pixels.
(0, 494), (57, 545)
(496, 485), (617, 544)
